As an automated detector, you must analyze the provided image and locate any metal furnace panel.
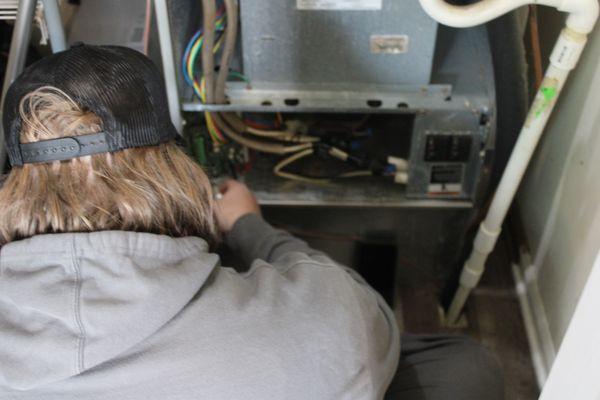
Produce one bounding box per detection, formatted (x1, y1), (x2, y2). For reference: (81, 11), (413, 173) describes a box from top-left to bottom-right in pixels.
(239, 0), (438, 87)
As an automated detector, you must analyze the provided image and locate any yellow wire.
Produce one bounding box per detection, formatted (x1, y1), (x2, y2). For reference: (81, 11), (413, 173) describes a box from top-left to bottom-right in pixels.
(200, 77), (225, 144)
(187, 15), (226, 83)
(187, 14), (230, 144)
(190, 38), (225, 98)
(214, 36), (224, 53)
(200, 75), (207, 103)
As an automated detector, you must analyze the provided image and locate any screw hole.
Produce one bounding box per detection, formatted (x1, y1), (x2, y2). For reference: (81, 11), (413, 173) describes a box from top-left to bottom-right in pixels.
(367, 99), (382, 108)
(284, 98), (300, 106)
(480, 113), (490, 126)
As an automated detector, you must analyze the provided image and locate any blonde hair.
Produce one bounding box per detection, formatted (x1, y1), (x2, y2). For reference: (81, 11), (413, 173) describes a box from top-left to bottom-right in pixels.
(0, 86), (218, 246)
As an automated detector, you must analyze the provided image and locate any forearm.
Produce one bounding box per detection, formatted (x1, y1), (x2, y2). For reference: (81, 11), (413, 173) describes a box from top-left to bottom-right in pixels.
(226, 213), (325, 267)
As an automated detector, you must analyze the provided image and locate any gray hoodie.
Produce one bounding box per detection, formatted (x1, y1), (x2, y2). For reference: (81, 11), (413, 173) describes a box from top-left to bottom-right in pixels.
(0, 214), (399, 399)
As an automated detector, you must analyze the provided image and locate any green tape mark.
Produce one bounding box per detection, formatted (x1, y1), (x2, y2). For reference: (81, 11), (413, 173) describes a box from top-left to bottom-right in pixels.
(542, 86), (558, 102)
(535, 85), (559, 118)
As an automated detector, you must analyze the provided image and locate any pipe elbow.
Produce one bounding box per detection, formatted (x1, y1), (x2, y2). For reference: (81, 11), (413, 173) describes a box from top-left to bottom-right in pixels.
(419, 0), (598, 33)
(559, 0), (599, 33)
(418, 0), (529, 28)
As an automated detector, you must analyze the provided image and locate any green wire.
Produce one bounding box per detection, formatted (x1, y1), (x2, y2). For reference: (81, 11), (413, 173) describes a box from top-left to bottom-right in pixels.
(228, 71), (250, 84)
(187, 17), (227, 96)
(187, 16), (250, 99)
(193, 134), (207, 165)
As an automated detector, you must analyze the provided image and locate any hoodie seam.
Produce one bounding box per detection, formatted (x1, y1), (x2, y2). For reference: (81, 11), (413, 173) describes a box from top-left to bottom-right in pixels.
(2, 239), (207, 259)
(70, 236), (87, 373)
(238, 258), (340, 279)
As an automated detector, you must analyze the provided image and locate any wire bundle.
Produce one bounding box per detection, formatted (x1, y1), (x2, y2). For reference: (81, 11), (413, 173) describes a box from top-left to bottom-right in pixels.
(182, 4), (225, 98)
(182, 3), (227, 143)
(186, 0), (314, 154)
(186, 0), (406, 184)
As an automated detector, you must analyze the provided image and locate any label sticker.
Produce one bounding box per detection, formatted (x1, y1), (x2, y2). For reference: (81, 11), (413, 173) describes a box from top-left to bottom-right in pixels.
(297, 0), (382, 10)
(371, 35), (409, 54)
(428, 165), (464, 196)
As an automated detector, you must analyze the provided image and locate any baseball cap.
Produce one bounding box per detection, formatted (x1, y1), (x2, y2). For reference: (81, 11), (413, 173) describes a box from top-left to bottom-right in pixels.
(2, 44), (178, 166)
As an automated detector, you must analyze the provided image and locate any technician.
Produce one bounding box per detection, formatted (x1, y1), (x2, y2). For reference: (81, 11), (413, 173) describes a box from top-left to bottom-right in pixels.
(0, 45), (503, 400)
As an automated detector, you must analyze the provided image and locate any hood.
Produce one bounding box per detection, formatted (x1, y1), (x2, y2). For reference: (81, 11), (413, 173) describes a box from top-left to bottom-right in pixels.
(0, 231), (219, 390)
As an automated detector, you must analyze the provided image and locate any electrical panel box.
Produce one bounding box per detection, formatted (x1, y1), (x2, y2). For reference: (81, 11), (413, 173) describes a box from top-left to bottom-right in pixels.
(177, 1), (495, 206)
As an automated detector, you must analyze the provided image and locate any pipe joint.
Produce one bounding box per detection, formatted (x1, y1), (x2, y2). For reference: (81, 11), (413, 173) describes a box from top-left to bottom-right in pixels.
(550, 28), (589, 70)
(474, 222), (501, 254)
(460, 260), (485, 288)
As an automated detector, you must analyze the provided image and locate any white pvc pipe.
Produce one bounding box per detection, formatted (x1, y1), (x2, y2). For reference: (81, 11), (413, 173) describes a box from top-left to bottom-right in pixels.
(42, 0), (66, 53)
(417, 0), (599, 324)
(418, 0), (599, 33)
(153, 0), (184, 134)
(447, 29), (588, 324)
(485, 65), (570, 229)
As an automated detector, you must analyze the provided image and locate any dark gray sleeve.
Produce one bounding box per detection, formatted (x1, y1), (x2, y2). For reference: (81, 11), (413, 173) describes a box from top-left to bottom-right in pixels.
(226, 213), (325, 267)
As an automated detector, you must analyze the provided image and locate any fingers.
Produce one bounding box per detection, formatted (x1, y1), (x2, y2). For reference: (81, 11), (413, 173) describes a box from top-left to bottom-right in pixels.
(218, 179), (234, 194)
(213, 179), (260, 233)
(219, 179), (243, 195)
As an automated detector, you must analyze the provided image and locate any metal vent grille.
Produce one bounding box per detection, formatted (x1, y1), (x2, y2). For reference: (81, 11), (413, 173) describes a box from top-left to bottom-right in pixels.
(0, 0), (19, 20)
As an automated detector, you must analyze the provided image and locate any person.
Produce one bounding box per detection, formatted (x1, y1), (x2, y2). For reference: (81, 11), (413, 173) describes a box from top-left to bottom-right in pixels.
(0, 45), (503, 400)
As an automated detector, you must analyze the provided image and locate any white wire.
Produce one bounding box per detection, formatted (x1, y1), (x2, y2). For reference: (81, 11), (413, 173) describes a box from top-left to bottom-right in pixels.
(246, 126), (320, 143)
(273, 149), (329, 184)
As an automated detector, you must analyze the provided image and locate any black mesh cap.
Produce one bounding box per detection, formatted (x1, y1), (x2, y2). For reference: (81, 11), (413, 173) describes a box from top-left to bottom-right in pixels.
(3, 44), (179, 166)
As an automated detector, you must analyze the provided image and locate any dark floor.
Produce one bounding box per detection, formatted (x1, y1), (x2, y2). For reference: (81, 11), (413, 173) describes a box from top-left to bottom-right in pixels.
(270, 215), (540, 400)
(398, 239), (540, 400)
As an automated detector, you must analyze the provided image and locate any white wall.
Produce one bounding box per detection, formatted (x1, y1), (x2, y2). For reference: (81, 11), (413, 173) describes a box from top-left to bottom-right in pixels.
(540, 249), (600, 400)
(518, 23), (600, 351)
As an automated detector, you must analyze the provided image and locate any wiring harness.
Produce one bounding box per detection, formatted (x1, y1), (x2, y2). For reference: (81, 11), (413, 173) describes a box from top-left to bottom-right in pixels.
(183, 0), (409, 183)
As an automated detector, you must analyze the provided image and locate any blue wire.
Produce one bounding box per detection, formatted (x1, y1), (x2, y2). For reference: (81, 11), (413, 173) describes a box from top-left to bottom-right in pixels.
(182, 30), (203, 86)
(182, 3), (227, 91)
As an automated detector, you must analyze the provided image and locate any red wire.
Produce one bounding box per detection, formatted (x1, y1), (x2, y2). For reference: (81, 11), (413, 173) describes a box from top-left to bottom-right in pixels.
(243, 119), (277, 130)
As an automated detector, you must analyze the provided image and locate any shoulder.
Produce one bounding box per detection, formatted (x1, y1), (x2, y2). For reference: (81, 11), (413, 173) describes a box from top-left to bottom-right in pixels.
(214, 255), (373, 352)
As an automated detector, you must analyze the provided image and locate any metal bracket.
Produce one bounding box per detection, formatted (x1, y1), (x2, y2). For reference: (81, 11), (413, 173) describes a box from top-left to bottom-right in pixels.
(183, 82), (453, 113)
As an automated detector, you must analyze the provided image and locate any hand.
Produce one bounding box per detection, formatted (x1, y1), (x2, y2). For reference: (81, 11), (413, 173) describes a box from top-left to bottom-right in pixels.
(215, 180), (261, 233)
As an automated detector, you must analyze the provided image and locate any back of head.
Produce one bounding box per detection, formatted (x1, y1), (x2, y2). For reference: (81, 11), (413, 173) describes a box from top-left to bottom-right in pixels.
(0, 46), (217, 245)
